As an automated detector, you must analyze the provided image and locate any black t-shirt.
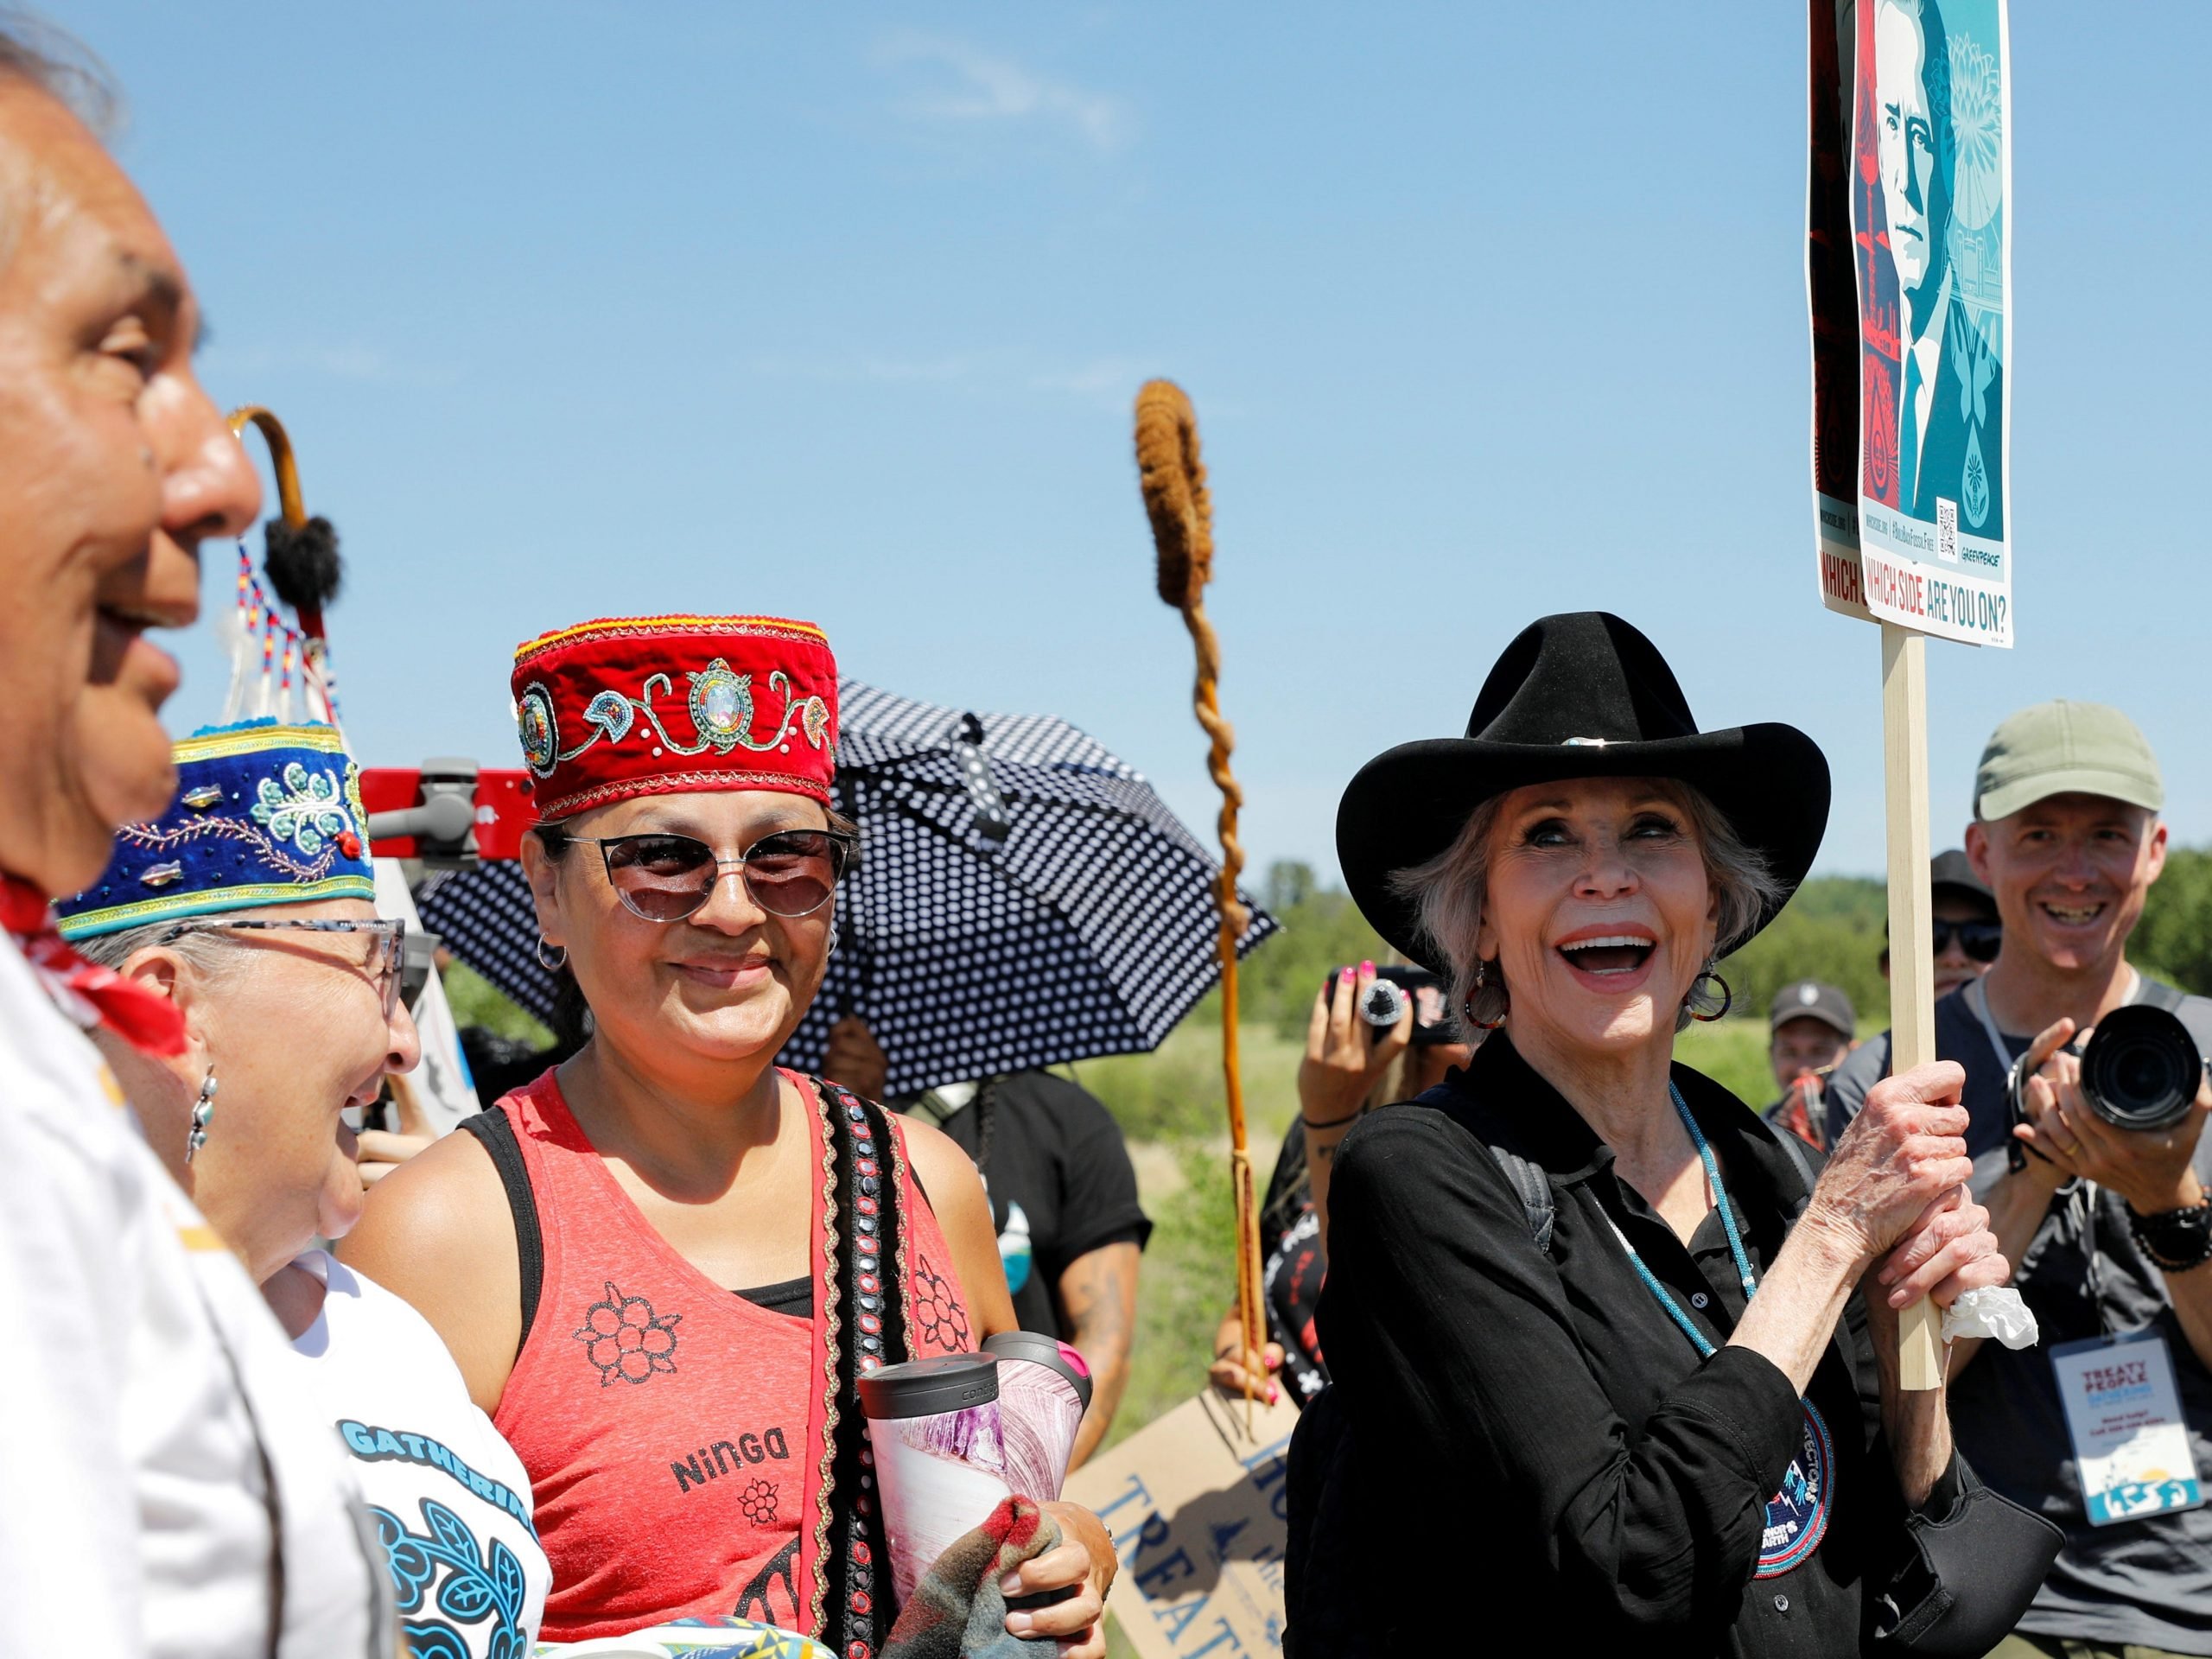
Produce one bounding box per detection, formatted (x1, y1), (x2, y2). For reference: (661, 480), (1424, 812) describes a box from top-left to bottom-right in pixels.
(1258, 1121), (1330, 1408)
(925, 1071), (1151, 1340)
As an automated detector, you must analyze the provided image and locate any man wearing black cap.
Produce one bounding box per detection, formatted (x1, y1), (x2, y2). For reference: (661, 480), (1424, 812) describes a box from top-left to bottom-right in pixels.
(1879, 849), (2003, 1002)
(1830, 702), (2212, 1658)
(1763, 980), (1855, 1149)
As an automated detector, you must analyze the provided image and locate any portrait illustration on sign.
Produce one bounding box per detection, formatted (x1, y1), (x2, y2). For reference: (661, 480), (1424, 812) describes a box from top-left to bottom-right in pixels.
(1843, 0), (2012, 644)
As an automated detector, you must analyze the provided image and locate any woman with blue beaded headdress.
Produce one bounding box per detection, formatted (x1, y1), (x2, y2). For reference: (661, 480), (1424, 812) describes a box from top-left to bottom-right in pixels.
(61, 717), (553, 1659)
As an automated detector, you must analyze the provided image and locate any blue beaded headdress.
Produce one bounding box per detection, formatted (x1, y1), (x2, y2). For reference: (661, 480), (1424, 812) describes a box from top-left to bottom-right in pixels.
(55, 719), (376, 940)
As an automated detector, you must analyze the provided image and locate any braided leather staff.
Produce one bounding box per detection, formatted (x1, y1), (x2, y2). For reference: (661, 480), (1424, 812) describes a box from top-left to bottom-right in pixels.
(1135, 378), (1265, 1432)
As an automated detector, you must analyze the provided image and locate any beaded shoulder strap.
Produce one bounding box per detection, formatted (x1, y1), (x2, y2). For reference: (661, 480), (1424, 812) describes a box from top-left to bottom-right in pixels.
(813, 1077), (912, 1659)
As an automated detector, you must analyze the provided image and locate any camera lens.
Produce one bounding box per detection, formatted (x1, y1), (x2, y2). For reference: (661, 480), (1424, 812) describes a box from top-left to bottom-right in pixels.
(2080, 1005), (2204, 1132)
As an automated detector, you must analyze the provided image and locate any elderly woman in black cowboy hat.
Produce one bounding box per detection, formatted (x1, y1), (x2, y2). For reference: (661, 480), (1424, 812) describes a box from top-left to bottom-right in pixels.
(1288, 614), (2057, 1656)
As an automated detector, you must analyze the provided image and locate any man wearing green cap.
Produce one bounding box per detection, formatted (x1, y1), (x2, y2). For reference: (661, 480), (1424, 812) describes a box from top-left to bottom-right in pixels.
(1831, 701), (2212, 1658)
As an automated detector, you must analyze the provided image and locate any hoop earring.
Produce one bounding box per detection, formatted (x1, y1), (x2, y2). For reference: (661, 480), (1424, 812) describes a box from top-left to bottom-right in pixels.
(536, 936), (568, 970)
(1687, 959), (1733, 1023)
(825, 920), (840, 957)
(1463, 958), (1509, 1031)
(187, 1064), (218, 1165)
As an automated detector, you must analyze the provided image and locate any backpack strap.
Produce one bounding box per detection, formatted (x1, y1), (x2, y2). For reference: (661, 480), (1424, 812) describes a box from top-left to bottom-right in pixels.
(1406, 1081), (1558, 1255)
(1415, 1071), (1815, 1255)
(1482, 1143), (1556, 1255)
(813, 1077), (909, 1659)
(2138, 976), (2189, 1014)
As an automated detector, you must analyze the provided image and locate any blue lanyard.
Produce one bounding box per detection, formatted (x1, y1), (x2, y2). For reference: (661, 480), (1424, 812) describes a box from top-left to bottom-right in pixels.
(1607, 1084), (1759, 1361)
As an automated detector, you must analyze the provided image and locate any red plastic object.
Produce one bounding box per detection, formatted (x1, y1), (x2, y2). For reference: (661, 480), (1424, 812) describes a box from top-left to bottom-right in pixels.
(361, 767), (536, 861)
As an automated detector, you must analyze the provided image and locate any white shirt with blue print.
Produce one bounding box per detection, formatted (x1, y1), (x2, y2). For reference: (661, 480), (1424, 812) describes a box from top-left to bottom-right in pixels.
(289, 1250), (551, 1659)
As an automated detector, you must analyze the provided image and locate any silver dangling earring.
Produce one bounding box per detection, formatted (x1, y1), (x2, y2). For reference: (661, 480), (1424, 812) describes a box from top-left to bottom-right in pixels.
(1687, 957), (1734, 1023)
(536, 935), (568, 970)
(187, 1064), (218, 1164)
(825, 919), (840, 957)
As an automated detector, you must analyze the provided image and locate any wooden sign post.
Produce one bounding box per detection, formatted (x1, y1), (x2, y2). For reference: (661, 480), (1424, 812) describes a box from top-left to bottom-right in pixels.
(1882, 625), (1946, 1389)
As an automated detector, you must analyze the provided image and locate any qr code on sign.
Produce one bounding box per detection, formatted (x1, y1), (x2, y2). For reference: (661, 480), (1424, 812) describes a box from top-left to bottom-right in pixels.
(1936, 498), (1959, 563)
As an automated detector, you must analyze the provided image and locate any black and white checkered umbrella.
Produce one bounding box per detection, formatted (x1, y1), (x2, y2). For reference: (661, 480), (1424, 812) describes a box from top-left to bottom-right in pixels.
(417, 678), (1275, 1096)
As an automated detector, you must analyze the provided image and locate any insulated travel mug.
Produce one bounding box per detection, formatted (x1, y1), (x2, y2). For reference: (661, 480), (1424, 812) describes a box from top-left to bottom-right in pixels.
(982, 1331), (1094, 1502)
(857, 1353), (1011, 1605)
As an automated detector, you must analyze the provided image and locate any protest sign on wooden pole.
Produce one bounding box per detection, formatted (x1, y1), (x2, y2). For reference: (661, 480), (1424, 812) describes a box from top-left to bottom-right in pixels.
(1809, 0), (2012, 1386)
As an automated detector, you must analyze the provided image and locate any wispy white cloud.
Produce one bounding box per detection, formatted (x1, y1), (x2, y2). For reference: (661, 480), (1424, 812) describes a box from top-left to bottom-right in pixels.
(749, 352), (975, 386)
(202, 340), (459, 390)
(875, 32), (1135, 156)
(752, 347), (1158, 411)
(1028, 357), (1154, 401)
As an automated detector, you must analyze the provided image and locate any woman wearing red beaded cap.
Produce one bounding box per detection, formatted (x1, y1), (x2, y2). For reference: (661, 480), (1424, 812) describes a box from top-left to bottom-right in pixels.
(346, 615), (1113, 1656)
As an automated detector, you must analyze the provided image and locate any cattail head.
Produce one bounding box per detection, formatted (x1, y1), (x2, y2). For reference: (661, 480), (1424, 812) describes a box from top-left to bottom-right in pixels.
(1134, 378), (1212, 609)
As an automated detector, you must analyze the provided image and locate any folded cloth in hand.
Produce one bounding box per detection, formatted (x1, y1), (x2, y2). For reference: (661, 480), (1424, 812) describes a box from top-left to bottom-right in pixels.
(886, 1495), (1063, 1659)
(1939, 1286), (2038, 1349)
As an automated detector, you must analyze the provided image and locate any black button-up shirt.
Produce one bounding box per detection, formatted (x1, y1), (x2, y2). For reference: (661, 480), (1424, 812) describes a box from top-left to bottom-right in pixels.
(1312, 1034), (1941, 1656)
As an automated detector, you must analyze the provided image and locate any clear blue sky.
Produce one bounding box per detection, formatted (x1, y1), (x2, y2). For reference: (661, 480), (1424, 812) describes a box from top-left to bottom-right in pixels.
(55, 2), (2212, 884)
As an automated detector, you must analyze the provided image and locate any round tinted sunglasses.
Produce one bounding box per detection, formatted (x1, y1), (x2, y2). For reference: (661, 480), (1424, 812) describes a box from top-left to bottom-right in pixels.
(561, 828), (857, 923)
(1933, 918), (2003, 962)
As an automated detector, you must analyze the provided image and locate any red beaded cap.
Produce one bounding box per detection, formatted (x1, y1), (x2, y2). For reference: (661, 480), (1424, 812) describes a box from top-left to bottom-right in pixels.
(511, 614), (838, 819)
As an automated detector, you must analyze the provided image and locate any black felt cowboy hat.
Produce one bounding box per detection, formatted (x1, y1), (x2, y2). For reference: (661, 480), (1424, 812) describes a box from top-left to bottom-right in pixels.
(1337, 612), (1830, 970)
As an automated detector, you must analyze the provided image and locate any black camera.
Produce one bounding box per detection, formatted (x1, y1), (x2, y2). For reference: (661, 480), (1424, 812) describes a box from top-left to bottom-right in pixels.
(2006, 1004), (2207, 1166)
(2078, 1005), (2207, 1131)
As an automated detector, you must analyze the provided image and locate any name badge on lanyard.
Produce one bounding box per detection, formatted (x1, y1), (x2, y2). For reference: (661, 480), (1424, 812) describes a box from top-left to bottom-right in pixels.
(2051, 1331), (2205, 1525)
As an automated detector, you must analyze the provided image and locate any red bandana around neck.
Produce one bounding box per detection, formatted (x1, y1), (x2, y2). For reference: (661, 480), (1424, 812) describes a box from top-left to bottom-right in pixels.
(2, 874), (188, 1056)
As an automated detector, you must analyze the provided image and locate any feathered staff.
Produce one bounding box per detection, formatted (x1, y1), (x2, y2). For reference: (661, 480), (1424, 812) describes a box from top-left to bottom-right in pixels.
(1135, 378), (1265, 1431)
(227, 405), (345, 728)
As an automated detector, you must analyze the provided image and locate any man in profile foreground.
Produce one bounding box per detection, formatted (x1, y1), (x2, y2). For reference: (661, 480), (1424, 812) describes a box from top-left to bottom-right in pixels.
(0, 23), (342, 1653)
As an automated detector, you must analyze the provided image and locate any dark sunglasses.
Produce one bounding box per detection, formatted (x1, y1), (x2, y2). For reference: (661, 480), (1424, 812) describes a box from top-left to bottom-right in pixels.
(1933, 918), (2004, 962)
(567, 828), (856, 924)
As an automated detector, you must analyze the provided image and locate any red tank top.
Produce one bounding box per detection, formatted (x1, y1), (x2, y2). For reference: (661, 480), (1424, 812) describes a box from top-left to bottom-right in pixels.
(491, 1069), (975, 1643)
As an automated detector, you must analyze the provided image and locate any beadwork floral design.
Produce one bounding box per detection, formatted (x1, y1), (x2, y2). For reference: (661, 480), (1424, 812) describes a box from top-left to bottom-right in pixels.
(537, 661), (833, 772)
(800, 695), (831, 750)
(338, 765), (369, 858)
(251, 761), (356, 856)
(573, 1281), (683, 1385)
(581, 689), (634, 743)
(518, 683), (558, 776)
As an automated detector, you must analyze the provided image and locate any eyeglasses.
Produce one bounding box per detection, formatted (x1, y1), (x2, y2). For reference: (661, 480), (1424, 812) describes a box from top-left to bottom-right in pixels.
(1933, 919), (2004, 962)
(157, 918), (409, 1016)
(563, 829), (856, 924)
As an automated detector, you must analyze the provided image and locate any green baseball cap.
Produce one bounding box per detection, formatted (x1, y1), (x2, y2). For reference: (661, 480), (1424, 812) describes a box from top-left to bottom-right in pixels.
(1974, 700), (2164, 822)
